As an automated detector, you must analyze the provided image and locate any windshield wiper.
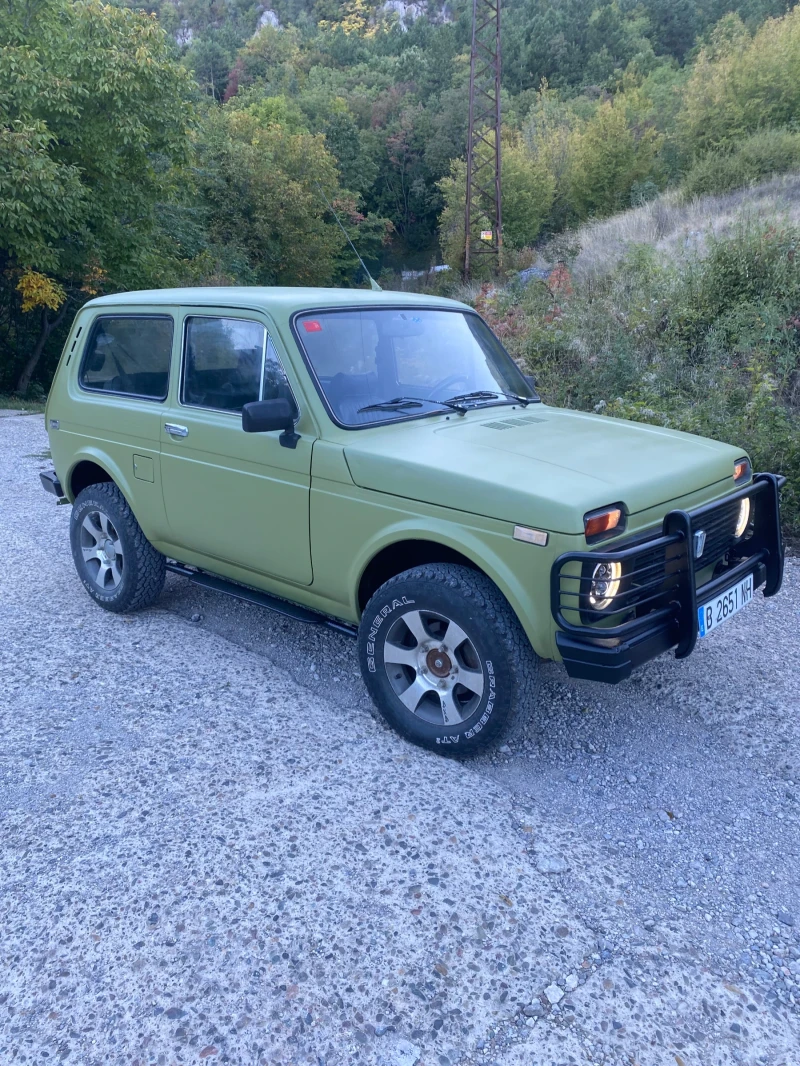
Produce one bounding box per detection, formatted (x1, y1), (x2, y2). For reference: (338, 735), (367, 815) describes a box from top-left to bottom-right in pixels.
(445, 390), (538, 407)
(358, 395), (468, 415)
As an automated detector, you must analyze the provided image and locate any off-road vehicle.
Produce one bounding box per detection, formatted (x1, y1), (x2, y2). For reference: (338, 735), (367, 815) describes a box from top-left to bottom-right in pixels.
(41, 287), (785, 752)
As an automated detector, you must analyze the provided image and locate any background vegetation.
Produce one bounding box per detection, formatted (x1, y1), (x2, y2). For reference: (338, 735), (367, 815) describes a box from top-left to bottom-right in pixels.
(2, 0), (800, 525)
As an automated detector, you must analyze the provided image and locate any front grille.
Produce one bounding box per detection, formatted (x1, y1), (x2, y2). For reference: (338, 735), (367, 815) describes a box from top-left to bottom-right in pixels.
(693, 496), (741, 569)
(551, 474), (783, 654)
(556, 537), (684, 628)
(552, 484), (760, 634)
(627, 543), (670, 612)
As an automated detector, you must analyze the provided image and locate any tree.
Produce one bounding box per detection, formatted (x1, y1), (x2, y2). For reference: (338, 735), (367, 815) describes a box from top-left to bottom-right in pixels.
(184, 32), (237, 101)
(438, 137), (555, 273)
(680, 8), (800, 158)
(0, 0), (194, 392)
(227, 24), (303, 97)
(568, 100), (659, 218)
(195, 106), (387, 285)
(642, 0), (699, 60)
(523, 82), (581, 231)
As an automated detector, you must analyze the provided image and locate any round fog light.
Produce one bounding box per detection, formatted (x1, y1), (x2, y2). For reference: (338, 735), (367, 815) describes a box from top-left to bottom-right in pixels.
(734, 497), (751, 539)
(589, 561), (622, 610)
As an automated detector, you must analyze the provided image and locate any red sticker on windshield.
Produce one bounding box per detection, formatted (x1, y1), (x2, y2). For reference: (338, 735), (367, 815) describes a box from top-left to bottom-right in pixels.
(303, 320), (322, 332)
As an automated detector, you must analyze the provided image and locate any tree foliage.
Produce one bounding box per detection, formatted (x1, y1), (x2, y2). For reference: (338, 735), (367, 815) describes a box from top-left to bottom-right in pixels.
(0, 0), (194, 390)
(680, 8), (800, 156)
(569, 99), (660, 217)
(4, 0), (800, 394)
(439, 138), (555, 272)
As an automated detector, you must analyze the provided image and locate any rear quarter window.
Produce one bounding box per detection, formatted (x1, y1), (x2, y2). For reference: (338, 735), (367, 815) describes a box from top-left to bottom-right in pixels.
(79, 315), (173, 401)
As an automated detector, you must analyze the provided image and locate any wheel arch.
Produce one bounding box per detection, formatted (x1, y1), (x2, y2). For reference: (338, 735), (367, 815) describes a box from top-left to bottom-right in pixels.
(65, 449), (137, 518)
(69, 458), (115, 499)
(354, 529), (551, 659)
(357, 539), (480, 611)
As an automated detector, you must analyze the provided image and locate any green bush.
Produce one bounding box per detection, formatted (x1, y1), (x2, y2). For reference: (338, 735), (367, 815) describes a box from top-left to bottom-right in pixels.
(670, 218), (800, 348)
(491, 218), (800, 538)
(682, 129), (800, 198)
(680, 9), (800, 156)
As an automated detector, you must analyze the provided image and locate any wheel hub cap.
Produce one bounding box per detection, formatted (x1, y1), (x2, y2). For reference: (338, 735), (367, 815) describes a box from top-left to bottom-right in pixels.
(426, 648), (452, 677)
(382, 609), (486, 727)
(79, 510), (124, 591)
(99, 539), (117, 564)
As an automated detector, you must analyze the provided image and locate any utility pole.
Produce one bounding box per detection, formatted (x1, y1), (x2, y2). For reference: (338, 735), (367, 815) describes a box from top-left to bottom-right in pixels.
(464, 0), (502, 280)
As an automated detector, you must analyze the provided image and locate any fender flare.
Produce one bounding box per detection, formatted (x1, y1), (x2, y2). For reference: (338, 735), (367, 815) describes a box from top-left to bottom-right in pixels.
(66, 447), (140, 520)
(350, 518), (551, 659)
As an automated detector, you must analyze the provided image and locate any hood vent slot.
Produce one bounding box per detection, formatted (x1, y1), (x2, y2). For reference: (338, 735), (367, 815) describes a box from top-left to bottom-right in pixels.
(483, 415), (547, 430)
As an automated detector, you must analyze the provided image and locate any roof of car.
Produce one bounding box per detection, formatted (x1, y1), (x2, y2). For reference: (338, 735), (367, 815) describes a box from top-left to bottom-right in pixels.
(84, 287), (470, 314)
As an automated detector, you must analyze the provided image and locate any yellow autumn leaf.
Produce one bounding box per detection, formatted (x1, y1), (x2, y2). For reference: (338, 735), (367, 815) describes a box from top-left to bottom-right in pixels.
(16, 271), (66, 313)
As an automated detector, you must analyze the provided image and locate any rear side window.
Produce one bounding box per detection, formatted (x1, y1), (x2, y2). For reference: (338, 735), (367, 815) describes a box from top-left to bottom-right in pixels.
(182, 316), (297, 414)
(79, 315), (173, 401)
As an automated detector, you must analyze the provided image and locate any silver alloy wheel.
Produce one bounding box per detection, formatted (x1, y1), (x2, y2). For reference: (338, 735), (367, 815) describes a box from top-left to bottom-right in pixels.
(383, 609), (485, 726)
(79, 510), (124, 591)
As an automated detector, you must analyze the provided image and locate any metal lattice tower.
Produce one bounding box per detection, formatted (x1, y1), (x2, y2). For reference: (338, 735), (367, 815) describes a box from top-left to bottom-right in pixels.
(464, 0), (502, 279)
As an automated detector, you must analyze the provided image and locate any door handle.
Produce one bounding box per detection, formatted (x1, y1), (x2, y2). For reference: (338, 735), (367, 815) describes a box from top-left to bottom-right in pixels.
(165, 423), (189, 438)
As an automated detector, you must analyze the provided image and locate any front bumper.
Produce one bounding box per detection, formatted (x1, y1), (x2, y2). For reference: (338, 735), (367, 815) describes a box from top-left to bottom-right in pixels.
(551, 473), (785, 684)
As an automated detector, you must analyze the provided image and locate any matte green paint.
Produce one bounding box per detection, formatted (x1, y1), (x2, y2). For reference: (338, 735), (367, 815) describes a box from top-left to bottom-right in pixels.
(46, 287), (750, 662)
(157, 306), (314, 585)
(133, 454), (155, 482)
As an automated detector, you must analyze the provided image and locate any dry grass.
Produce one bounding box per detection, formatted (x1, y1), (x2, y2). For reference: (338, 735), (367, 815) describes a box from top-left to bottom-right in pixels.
(555, 171), (800, 286)
(401, 172), (800, 301)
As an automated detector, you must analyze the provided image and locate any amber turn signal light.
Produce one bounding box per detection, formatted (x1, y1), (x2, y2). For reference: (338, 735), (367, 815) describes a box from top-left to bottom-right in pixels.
(584, 505), (624, 542)
(734, 458), (751, 483)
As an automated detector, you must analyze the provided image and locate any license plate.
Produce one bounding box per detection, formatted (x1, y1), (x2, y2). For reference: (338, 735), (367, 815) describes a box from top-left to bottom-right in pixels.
(697, 574), (754, 637)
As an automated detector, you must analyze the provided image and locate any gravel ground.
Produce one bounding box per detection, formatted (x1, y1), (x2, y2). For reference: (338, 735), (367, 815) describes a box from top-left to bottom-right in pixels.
(1, 411), (799, 1066)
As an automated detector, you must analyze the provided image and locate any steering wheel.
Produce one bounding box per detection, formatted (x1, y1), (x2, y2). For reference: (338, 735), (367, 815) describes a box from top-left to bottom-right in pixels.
(429, 373), (470, 397)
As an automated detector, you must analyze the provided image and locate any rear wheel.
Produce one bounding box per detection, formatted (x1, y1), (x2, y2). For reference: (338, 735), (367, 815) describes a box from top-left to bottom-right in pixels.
(70, 482), (165, 613)
(358, 563), (539, 754)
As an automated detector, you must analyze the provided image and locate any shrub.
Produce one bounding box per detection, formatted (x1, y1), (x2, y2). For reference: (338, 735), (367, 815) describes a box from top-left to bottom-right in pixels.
(482, 217), (800, 537)
(675, 218), (800, 339)
(682, 129), (800, 199)
(568, 100), (660, 219)
(680, 9), (800, 157)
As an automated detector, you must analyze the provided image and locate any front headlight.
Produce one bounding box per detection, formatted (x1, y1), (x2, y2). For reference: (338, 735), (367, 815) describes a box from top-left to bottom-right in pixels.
(734, 497), (751, 539)
(589, 560), (622, 610)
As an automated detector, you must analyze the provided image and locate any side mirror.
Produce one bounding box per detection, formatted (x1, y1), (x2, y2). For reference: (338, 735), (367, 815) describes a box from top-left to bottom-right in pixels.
(523, 373), (538, 391)
(242, 398), (300, 449)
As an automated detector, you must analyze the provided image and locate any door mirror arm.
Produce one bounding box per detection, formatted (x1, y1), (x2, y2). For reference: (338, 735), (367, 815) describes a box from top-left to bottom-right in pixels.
(242, 399), (300, 449)
(279, 426), (301, 450)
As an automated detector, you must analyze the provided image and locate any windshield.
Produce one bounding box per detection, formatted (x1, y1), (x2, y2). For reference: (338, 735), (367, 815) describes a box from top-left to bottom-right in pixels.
(294, 308), (537, 427)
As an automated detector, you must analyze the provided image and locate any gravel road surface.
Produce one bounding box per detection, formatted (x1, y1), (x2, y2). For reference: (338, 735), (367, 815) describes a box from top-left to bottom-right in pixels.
(1, 412), (799, 1066)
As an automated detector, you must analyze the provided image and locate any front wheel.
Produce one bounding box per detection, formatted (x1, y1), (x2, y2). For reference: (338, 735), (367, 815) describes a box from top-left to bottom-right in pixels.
(358, 563), (539, 754)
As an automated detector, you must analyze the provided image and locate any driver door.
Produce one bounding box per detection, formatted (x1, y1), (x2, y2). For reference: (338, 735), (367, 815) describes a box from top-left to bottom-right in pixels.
(160, 309), (314, 585)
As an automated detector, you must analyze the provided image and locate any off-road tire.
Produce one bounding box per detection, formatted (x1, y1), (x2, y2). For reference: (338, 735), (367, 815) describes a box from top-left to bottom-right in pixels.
(70, 482), (166, 613)
(358, 563), (539, 755)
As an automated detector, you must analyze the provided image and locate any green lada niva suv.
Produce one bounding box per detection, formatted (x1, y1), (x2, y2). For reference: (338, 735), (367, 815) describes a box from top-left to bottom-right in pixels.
(41, 287), (785, 753)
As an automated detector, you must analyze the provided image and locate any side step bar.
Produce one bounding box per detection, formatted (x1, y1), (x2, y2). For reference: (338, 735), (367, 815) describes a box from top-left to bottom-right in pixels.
(165, 562), (358, 638)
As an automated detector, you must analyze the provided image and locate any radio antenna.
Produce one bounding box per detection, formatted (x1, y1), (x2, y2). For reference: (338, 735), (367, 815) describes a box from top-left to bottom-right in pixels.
(315, 183), (381, 291)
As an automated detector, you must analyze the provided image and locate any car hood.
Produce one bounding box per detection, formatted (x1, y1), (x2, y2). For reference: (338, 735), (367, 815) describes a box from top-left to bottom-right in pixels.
(342, 405), (744, 534)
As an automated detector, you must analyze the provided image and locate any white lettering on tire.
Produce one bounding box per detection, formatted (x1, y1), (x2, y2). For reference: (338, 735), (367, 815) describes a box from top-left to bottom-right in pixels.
(463, 660), (496, 740)
(366, 595), (415, 672)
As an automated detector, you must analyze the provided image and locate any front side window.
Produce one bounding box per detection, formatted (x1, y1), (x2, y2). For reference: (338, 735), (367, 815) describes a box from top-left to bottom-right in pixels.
(294, 308), (536, 427)
(79, 315), (173, 400)
(182, 316), (297, 414)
